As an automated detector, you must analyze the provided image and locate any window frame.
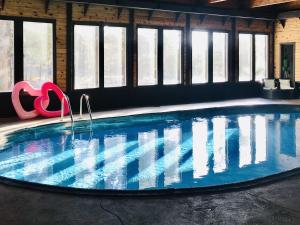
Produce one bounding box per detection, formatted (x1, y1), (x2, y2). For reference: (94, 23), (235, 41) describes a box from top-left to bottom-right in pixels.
(254, 33), (269, 82)
(238, 32), (253, 82)
(162, 27), (184, 86)
(191, 28), (231, 85)
(136, 25), (184, 87)
(72, 21), (129, 91)
(73, 21), (101, 91)
(191, 29), (209, 85)
(212, 31), (229, 83)
(0, 18), (15, 93)
(103, 25), (127, 88)
(237, 31), (270, 82)
(136, 25), (159, 87)
(0, 16), (56, 93)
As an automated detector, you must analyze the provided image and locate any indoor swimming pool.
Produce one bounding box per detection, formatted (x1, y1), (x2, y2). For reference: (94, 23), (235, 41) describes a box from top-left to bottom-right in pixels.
(0, 105), (300, 193)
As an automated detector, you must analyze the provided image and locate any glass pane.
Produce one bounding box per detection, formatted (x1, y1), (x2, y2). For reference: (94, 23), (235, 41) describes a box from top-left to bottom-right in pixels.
(213, 32), (228, 83)
(23, 22), (53, 89)
(138, 28), (158, 86)
(239, 34), (253, 81)
(104, 26), (127, 88)
(192, 31), (208, 84)
(74, 25), (99, 90)
(163, 29), (182, 85)
(0, 20), (14, 92)
(255, 34), (268, 82)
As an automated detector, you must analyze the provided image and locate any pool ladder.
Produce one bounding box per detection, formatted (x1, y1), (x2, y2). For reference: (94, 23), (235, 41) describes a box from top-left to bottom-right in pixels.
(61, 94), (74, 128)
(80, 94), (93, 128)
(61, 94), (93, 129)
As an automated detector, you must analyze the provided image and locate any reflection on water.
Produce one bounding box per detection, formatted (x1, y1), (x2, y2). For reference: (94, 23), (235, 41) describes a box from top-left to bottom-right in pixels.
(138, 131), (157, 189)
(213, 118), (227, 173)
(238, 116), (251, 168)
(72, 137), (99, 188)
(1, 111), (300, 191)
(164, 127), (181, 186)
(255, 116), (267, 164)
(192, 120), (209, 178)
(104, 135), (127, 190)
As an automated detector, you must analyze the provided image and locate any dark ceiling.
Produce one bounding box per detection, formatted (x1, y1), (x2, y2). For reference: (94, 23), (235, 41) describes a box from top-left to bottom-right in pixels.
(145, 0), (300, 12)
(63, 0), (300, 19)
(66, 0), (300, 11)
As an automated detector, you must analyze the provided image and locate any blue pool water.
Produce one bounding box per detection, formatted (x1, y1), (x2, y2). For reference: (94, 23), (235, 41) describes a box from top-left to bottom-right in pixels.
(1, 105), (300, 191)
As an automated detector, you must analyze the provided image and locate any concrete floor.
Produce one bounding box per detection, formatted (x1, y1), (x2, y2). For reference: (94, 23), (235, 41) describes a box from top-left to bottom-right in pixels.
(0, 175), (299, 225)
(1, 98), (300, 225)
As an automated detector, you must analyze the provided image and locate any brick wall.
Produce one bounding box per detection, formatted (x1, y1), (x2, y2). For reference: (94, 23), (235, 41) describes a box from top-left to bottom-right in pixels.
(274, 18), (300, 81)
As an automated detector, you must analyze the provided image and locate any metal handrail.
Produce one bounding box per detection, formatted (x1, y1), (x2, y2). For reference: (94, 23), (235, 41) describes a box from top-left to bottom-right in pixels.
(61, 94), (74, 129)
(80, 94), (93, 127)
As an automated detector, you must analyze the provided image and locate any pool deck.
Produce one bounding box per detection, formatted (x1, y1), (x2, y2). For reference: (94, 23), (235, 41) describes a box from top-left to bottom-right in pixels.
(1, 97), (300, 134)
(0, 98), (300, 225)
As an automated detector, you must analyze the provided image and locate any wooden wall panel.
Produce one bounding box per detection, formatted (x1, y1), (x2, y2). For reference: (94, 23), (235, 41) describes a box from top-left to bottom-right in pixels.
(274, 18), (300, 81)
(191, 15), (232, 30)
(236, 18), (272, 33)
(72, 4), (130, 23)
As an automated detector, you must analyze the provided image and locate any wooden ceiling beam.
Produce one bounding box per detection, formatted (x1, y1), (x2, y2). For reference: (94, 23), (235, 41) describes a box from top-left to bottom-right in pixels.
(208, 0), (227, 3)
(45, 0), (51, 13)
(148, 10), (155, 20)
(278, 10), (300, 19)
(250, 0), (298, 8)
(83, 3), (89, 15)
(175, 12), (182, 22)
(0, 0), (5, 11)
(198, 14), (207, 23)
(117, 7), (124, 19)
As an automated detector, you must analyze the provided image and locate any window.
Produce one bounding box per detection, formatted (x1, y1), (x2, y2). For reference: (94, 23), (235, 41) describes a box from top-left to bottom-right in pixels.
(138, 28), (158, 86)
(213, 32), (228, 83)
(255, 34), (268, 81)
(74, 25), (100, 90)
(192, 31), (208, 84)
(239, 34), (253, 81)
(163, 29), (182, 85)
(104, 26), (127, 88)
(0, 20), (14, 92)
(23, 22), (53, 88)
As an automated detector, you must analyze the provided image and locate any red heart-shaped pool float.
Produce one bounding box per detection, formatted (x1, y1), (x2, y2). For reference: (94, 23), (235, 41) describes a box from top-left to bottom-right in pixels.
(34, 82), (70, 118)
(11, 81), (49, 120)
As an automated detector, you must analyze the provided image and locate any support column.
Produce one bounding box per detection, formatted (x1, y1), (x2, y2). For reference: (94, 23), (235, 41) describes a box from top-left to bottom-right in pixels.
(185, 14), (192, 85)
(66, 3), (73, 93)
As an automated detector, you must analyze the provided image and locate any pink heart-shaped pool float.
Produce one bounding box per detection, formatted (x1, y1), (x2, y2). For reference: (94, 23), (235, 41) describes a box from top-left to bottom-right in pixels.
(11, 81), (49, 120)
(34, 82), (70, 118)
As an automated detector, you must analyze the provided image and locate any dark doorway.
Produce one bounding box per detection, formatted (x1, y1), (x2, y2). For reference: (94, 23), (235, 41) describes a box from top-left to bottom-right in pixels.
(280, 43), (295, 83)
